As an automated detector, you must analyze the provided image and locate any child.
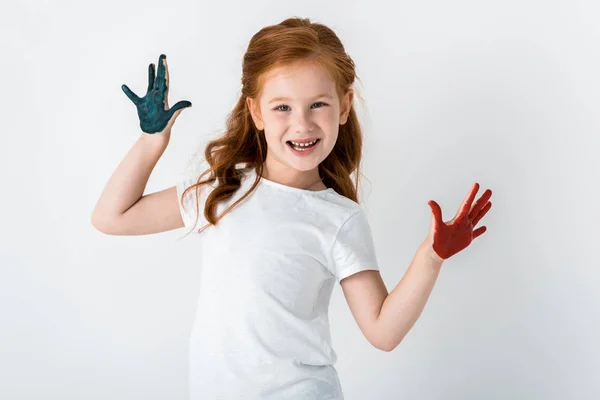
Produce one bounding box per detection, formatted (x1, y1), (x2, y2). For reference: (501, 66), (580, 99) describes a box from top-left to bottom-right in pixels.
(92, 17), (492, 400)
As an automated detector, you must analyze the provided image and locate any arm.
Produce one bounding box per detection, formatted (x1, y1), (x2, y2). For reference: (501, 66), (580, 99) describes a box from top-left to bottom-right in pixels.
(92, 54), (193, 235)
(91, 132), (187, 235)
(376, 182), (492, 351)
(91, 132), (169, 222)
(344, 183), (492, 352)
(375, 241), (444, 351)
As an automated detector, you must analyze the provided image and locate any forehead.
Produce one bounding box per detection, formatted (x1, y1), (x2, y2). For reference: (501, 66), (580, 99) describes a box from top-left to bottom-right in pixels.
(260, 62), (336, 97)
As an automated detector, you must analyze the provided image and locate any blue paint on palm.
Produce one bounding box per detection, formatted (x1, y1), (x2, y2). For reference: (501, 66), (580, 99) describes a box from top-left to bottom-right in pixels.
(121, 54), (192, 134)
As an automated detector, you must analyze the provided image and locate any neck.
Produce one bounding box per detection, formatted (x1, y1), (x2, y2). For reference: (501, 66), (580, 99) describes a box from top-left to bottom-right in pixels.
(258, 166), (325, 191)
(304, 176), (324, 191)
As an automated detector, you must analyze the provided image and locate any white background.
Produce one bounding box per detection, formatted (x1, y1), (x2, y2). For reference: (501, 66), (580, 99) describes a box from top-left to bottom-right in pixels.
(1, 0), (599, 399)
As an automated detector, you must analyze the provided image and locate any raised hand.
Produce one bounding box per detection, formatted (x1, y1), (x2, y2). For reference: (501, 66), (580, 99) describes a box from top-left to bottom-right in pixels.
(121, 54), (192, 135)
(426, 183), (492, 261)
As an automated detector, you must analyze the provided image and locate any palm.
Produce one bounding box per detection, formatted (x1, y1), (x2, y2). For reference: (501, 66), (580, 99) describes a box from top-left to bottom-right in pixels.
(427, 183), (492, 261)
(121, 54), (191, 134)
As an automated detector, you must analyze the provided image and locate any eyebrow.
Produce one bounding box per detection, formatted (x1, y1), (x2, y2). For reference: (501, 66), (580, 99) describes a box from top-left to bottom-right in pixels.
(268, 93), (333, 104)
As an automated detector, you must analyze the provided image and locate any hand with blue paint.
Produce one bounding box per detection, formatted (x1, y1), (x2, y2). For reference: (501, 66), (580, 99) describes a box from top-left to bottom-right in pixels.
(121, 54), (192, 135)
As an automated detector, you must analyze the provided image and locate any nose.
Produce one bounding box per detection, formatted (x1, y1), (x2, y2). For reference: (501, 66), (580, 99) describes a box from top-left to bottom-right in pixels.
(294, 110), (316, 133)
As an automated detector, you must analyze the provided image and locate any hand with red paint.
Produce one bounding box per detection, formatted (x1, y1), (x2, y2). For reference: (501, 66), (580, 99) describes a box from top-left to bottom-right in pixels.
(425, 183), (492, 262)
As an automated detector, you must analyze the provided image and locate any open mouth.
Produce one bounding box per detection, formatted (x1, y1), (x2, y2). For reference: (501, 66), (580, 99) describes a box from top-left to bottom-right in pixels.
(286, 139), (320, 151)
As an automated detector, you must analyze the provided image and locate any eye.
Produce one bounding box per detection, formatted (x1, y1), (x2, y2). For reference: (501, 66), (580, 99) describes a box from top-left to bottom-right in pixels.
(273, 102), (328, 112)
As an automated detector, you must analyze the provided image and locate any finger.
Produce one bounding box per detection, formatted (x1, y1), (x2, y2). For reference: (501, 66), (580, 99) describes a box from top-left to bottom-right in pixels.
(163, 57), (170, 108)
(154, 54), (167, 92)
(166, 100), (192, 121)
(469, 189), (493, 219)
(456, 183), (480, 224)
(428, 200), (444, 226)
(473, 225), (487, 240)
(472, 201), (492, 226)
(121, 84), (141, 105)
(164, 57), (169, 90)
(147, 63), (155, 93)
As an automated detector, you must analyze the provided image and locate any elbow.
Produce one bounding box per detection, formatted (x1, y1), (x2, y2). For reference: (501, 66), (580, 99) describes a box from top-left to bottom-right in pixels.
(378, 341), (396, 352)
(91, 214), (117, 235)
(91, 214), (107, 233)
(372, 334), (396, 352)
(91, 214), (103, 232)
(376, 333), (400, 352)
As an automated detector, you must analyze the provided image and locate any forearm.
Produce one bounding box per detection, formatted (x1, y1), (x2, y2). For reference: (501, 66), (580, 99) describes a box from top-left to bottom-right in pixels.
(91, 132), (170, 223)
(376, 241), (444, 351)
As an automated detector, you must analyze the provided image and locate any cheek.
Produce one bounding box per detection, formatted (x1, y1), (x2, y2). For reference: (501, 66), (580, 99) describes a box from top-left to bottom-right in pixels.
(263, 114), (285, 128)
(263, 130), (286, 146)
(322, 109), (341, 127)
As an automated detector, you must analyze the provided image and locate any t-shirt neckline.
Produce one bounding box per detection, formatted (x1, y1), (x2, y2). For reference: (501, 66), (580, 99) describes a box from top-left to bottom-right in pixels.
(248, 168), (335, 195)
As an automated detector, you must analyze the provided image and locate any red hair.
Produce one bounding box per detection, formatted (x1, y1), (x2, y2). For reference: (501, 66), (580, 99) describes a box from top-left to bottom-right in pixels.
(181, 17), (367, 237)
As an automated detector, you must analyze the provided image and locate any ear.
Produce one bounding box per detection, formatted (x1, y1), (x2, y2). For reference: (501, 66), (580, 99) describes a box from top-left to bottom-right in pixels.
(339, 91), (353, 125)
(246, 97), (264, 131)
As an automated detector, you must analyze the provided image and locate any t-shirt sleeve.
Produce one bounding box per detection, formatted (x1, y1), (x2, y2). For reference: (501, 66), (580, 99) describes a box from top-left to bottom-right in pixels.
(175, 177), (214, 231)
(330, 209), (380, 283)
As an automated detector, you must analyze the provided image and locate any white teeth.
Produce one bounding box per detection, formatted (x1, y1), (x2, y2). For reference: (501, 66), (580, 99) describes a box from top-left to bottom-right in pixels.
(290, 139), (317, 147)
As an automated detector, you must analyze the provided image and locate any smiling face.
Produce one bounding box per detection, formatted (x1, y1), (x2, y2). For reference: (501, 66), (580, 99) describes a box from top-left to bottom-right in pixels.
(246, 60), (353, 190)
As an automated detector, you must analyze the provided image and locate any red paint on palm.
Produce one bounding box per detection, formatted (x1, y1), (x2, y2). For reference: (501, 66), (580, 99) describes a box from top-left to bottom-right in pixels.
(427, 183), (493, 260)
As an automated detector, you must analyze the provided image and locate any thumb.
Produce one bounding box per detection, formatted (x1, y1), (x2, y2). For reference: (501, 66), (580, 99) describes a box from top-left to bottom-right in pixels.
(428, 200), (442, 225)
(167, 100), (192, 119)
(165, 101), (192, 127)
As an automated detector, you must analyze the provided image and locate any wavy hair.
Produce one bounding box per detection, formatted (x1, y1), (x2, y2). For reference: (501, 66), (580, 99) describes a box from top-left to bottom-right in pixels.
(180, 17), (366, 237)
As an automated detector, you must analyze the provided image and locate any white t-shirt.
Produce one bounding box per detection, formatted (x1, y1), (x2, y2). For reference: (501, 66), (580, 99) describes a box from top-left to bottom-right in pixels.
(176, 167), (379, 400)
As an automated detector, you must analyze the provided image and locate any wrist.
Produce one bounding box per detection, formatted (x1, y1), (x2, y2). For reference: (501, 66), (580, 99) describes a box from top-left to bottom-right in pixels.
(420, 241), (445, 265)
(140, 130), (170, 146)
